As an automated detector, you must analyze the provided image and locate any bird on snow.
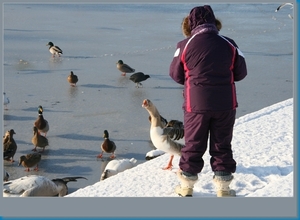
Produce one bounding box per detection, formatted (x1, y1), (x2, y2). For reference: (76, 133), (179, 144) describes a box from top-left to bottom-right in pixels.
(129, 72), (150, 88)
(3, 92), (10, 110)
(3, 175), (87, 197)
(18, 152), (42, 172)
(116, 60), (135, 76)
(97, 130), (116, 159)
(3, 129), (17, 163)
(145, 149), (166, 160)
(34, 105), (49, 137)
(46, 42), (63, 57)
(275, 3), (293, 19)
(31, 126), (49, 152)
(100, 158), (137, 180)
(142, 99), (184, 170)
(67, 71), (78, 86)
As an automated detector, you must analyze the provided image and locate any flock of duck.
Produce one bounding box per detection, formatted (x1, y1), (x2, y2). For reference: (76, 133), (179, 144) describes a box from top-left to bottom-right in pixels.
(2, 41), (185, 197)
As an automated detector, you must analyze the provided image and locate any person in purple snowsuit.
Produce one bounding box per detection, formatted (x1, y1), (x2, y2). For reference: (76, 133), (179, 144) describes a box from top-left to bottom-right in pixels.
(169, 5), (247, 197)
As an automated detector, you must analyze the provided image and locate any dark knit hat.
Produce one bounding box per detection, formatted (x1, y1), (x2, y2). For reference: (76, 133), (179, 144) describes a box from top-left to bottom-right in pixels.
(188, 5), (216, 31)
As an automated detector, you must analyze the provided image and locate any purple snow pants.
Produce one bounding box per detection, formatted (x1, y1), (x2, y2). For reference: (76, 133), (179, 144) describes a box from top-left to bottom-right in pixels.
(179, 109), (237, 175)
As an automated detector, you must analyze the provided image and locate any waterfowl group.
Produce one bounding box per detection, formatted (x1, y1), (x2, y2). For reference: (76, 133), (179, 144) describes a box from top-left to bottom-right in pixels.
(34, 105), (49, 137)
(67, 71), (79, 86)
(46, 41), (63, 57)
(31, 126), (49, 152)
(129, 72), (150, 88)
(3, 175), (87, 197)
(97, 130), (116, 159)
(142, 99), (184, 170)
(3, 129), (17, 163)
(100, 158), (137, 180)
(116, 60), (135, 76)
(18, 153), (42, 172)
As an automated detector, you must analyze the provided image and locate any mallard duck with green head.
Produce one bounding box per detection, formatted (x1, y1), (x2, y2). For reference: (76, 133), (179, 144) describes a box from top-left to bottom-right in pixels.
(46, 42), (63, 57)
(34, 105), (49, 137)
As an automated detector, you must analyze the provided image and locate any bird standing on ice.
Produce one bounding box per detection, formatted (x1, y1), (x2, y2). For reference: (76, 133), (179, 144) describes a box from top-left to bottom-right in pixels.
(129, 72), (150, 88)
(3, 92), (9, 110)
(67, 71), (78, 86)
(46, 42), (63, 57)
(34, 105), (49, 137)
(97, 130), (116, 159)
(3, 129), (17, 163)
(142, 99), (184, 170)
(18, 152), (42, 172)
(116, 60), (135, 76)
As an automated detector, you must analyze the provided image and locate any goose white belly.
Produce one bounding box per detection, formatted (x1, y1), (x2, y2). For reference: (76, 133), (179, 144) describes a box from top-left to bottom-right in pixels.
(3, 175), (59, 197)
(150, 126), (182, 155)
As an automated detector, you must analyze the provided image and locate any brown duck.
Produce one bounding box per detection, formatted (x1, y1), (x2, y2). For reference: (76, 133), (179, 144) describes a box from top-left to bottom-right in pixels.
(34, 105), (49, 137)
(32, 126), (49, 152)
(67, 71), (78, 86)
(18, 152), (42, 171)
(3, 129), (17, 163)
(116, 60), (135, 76)
(97, 130), (116, 159)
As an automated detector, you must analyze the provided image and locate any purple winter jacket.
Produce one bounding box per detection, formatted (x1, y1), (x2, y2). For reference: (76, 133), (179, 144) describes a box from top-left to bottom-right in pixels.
(169, 23), (247, 113)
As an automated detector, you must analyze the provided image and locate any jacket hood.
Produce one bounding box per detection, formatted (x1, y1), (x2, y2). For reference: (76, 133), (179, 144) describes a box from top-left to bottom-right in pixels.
(189, 5), (216, 31)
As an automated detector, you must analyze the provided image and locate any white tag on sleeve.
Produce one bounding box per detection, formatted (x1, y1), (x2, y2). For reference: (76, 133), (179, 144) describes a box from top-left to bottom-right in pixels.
(174, 48), (180, 57)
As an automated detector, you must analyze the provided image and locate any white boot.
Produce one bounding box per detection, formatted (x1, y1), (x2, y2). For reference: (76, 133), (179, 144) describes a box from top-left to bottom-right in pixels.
(213, 174), (236, 197)
(175, 170), (198, 197)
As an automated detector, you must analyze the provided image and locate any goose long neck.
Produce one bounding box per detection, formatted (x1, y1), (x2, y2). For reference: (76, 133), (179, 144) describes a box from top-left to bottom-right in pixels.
(147, 106), (163, 128)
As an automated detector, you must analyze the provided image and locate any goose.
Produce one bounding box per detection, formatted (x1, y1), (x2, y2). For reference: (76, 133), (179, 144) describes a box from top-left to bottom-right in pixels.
(275, 3), (293, 19)
(3, 92), (10, 110)
(3, 129), (17, 163)
(163, 120), (184, 141)
(116, 60), (135, 76)
(100, 158), (137, 180)
(32, 126), (49, 152)
(97, 130), (116, 159)
(67, 71), (78, 86)
(18, 153), (42, 172)
(142, 99), (184, 170)
(3, 169), (10, 182)
(34, 105), (49, 137)
(46, 42), (63, 57)
(148, 115), (184, 141)
(3, 175), (87, 197)
(129, 72), (150, 88)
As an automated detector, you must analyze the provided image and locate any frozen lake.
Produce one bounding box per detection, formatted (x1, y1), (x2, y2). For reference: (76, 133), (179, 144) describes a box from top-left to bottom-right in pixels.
(2, 3), (293, 193)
